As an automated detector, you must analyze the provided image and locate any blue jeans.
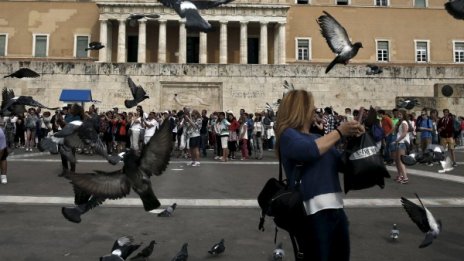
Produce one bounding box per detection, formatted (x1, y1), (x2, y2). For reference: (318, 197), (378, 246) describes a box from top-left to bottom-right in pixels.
(294, 208), (350, 261)
(384, 134), (395, 162)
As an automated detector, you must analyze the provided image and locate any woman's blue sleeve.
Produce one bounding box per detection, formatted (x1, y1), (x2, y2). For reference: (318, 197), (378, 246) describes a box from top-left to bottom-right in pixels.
(280, 129), (320, 162)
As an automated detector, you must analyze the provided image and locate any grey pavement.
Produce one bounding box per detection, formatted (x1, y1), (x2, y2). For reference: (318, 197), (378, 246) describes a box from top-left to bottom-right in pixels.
(1, 148), (464, 260)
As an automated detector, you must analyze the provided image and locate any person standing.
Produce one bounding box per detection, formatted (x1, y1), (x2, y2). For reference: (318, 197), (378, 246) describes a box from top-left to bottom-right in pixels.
(417, 109), (433, 153)
(217, 112), (230, 162)
(185, 110), (202, 166)
(390, 110), (410, 184)
(276, 89), (364, 261)
(253, 113), (264, 160)
(200, 109), (209, 157)
(238, 114), (249, 160)
(0, 121), (9, 184)
(142, 112), (159, 145)
(437, 109), (457, 167)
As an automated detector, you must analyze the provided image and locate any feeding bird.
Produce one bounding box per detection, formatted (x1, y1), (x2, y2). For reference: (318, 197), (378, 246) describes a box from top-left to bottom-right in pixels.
(400, 193), (442, 248)
(317, 11), (363, 74)
(366, 64), (383, 75)
(1, 88), (59, 116)
(208, 239), (225, 255)
(172, 243), (188, 261)
(158, 0), (235, 32)
(158, 203), (177, 217)
(396, 98), (420, 110)
(125, 77), (149, 108)
(445, 0), (464, 20)
(129, 240), (156, 261)
(272, 242), (285, 261)
(100, 236), (142, 261)
(390, 224), (400, 240)
(4, 68), (40, 78)
(85, 41), (105, 51)
(63, 121), (173, 222)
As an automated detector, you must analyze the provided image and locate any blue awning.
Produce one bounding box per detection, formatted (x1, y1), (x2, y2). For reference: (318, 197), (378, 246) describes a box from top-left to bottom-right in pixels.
(59, 89), (93, 102)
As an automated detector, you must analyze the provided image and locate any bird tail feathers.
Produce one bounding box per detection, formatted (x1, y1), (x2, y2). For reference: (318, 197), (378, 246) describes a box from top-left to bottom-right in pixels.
(419, 232), (435, 248)
(325, 58), (338, 74)
(137, 187), (161, 211)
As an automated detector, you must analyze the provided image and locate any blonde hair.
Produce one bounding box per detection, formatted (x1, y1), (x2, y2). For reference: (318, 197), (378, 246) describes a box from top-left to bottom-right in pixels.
(275, 90), (315, 154)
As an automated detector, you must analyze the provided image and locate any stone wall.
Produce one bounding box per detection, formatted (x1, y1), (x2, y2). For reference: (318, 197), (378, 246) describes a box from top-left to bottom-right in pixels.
(1, 61), (464, 116)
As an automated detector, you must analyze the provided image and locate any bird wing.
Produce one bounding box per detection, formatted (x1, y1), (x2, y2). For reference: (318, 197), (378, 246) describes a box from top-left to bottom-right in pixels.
(139, 120), (173, 177)
(14, 68), (40, 78)
(127, 77), (139, 98)
(129, 240), (156, 260)
(89, 41), (102, 48)
(67, 170), (131, 199)
(159, 0), (183, 16)
(401, 196), (431, 233)
(317, 11), (352, 54)
(15, 96), (57, 110)
(145, 14), (160, 19)
(1, 88), (15, 110)
(113, 236), (135, 250)
(192, 0), (235, 9)
(445, 0), (464, 20)
(182, 5), (212, 32)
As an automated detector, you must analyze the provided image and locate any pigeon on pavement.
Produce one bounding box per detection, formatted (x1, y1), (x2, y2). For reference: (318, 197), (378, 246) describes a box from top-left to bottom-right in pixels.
(159, 0), (235, 32)
(85, 41), (105, 51)
(158, 203), (177, 217)
(4, 68), (40, 78)
(129, 240), (156, 260)
(317, 11), (363, 74)
(125, 77), (149, 108)
(390, 224), (400, 240)
(445, 0), (464, 19)
(208, 239), (225, 255)
(272, 242), (285, 261)
(401, 193), (442, 248)
(100, 236), (142, 261)
(172, 243), (188, 261)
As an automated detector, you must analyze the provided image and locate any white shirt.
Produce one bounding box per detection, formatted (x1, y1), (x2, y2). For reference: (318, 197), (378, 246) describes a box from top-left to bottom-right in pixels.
(396, 120), (410, 144)
(144, 118), (159, 137)
(131, 117), (142, 130)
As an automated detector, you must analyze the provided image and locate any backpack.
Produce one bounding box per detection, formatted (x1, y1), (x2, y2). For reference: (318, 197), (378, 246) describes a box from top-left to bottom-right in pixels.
(407, 120), (414, 132)
(371, 123), (384, 142)
(454, 118), (461, 132)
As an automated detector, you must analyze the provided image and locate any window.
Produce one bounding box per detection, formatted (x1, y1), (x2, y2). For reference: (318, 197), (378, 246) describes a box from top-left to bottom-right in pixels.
(415, 41), (429, 62)
(454, 41), (464, 63)
(75, 35), (89, 58)
(296, 0), (309, 4)
(414, 0), (427, 8)
(336, 0), (349, 5)
(296, 38), (311, 61)
(375, 0), (388, 6)
(33, 34), (48, 57)
(376, 40), (389, 62)
(0, 34), (7, 57)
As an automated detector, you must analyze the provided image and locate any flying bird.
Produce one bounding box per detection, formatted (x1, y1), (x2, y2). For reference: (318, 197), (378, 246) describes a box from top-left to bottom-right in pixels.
(390, 224), (400, 240)
(172, 243), (188, 261)
(272, 242), (285, 261)
(438, 154), (454, 173)
(208, 239), (225, 255)
(65, 120), (173, 217)
(1, 88), (59, 116)
(129, 240), (156, 261)
(4, 68), (40, 79)
(173, 94), (184, 106)
(366, 64), (383, 75)
(317, 11), (363, 74)
(100, 236), (142, 261)
(125, 77), (149, 108)
(401, 193), (442, 248)
(158, 0), (235, 32)
(128, 13), (160, 21)
(396, 98), (420, 110)
(85, 41), (105, 51)
(445, 0), (464, 20)
(158, 203), (177, 217)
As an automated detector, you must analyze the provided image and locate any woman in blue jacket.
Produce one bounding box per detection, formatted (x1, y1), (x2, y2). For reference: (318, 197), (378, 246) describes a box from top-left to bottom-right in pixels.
(275, 90), (364, 261)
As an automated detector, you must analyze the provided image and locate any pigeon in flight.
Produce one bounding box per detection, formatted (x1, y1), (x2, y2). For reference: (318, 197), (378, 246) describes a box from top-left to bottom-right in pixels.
(4, 68), (40, 78)
(159, 0), (235, 32)
(208, 239), (225, 255)
(129, 240), (156, 261)
(100, 236), (142, 261)
(158, 203), (177, 217)
(366, 64), (383, 75)
(438, 154), (454, 173)
(401, 193), (442, 248)
(272, 242), (285, 261)
(172, 243), (188, 261)
(66, 120), (173, 215)
(390, 224), (400, 240)
(128, 13), (160, 21)
(396, 98), (420, 110)
(317, 11), (363, 74)
(445, 0), (464, 19)
(85, 41), (105, 51)
(1, 88), (59, 116)
(125, 77), (149, 108)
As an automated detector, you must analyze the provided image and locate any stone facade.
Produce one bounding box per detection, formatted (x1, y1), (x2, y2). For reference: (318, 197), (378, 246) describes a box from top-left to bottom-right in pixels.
(1, 61), (464, 116)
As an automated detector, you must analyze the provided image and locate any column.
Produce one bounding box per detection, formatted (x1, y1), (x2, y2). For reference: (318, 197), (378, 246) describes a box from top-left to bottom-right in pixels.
(240, 21), (248, 64)
(219, 20), (228, 64)
(259, 21), (268, 64)
(279, 22), (286, 64)
(117, 19), (126, 63)
(158, 19), (167, 63)
(98, 19), (108, 62)
(137, 18), (147, 63)
(178, 20), (186, 64)
(273, 23), (279, 64)
(199, 32), (207, 63)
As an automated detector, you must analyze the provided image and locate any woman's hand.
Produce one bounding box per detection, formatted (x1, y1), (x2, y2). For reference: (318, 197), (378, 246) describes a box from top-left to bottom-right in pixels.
(337, 121), (365, 137)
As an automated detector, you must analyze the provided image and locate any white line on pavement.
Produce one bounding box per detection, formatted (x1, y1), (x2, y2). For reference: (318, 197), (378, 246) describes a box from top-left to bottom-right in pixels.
(1, 196), (464, 208)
